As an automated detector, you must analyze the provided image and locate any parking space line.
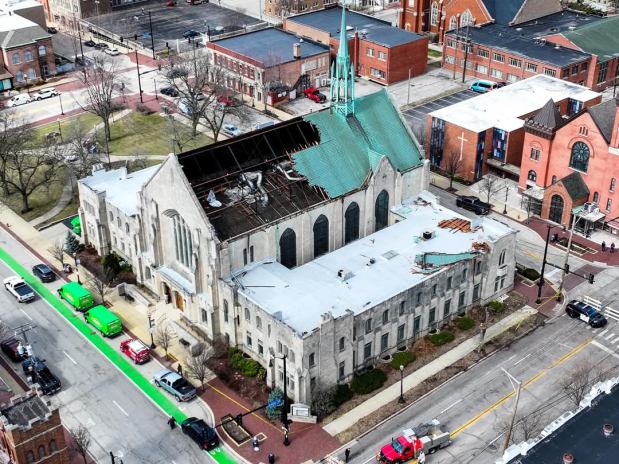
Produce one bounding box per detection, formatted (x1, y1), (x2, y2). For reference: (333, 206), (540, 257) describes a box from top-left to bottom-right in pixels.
(63, 350), (77, 365)
(592, 340), (619, 359)
(605, 333), (615, 341)
(113, 400), (129, 417)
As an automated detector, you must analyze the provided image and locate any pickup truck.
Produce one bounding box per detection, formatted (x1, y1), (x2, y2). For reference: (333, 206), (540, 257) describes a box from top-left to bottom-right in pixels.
(377, 420), (451, 463)
(455, 195), (491, 215)
(4, 276), (35, 302)
(22, 357), (62, 395)
(153, 369), (196, 402)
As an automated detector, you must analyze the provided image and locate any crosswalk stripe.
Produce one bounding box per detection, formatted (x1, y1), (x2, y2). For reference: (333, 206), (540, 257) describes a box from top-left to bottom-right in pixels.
(599, 329), (609, 337)
(606, 333), (616, 341)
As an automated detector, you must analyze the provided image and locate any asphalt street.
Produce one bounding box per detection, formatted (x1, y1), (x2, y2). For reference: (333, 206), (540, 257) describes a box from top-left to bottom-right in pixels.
(0, 228), (213, 463)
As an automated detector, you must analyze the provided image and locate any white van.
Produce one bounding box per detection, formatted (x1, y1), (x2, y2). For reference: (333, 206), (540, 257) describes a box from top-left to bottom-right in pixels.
(7, 94), (32, 107)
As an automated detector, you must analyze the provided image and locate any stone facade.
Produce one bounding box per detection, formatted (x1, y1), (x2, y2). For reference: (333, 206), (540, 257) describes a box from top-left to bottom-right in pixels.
(264, 0), (336, 19)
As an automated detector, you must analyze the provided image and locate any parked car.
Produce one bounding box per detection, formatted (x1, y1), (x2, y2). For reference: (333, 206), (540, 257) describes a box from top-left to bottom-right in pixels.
(181, 417), (219, 450)
(166, 67), (188, 79)
(160, 86), (179, 97)
(222, 123), (241, 137)
(120, 338), (151, 364)
(83, 40), (96, 47)
(455, 195), (491, 215)
(153, 369), (196, 402)
(304, 87), (326, 103)
(7, 94), (31, 107)
(566, 300), (608, 328)
(47, 26), (58, 34)
(216, 95), (238, 107)
(0, 338), (25, 362)
(4, 276), (35, 303)
(254, 121), (275, 130)
(177, 99), (193, 116)
(84, 305), (123, 337)
(22, 357), (62, 395)
(94, 42), (109, 50)
(64, 153), (80, 163)
(32, 264), (55, 283)
(469, 80), (499, 93)
(33, 88), (59, 100)
(104, 48), (121, 56)
(182, 30), (200, 39)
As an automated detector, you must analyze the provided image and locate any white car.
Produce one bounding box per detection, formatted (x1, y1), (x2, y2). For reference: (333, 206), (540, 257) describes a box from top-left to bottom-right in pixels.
(7, 94), (31, 107)
(33, 87), (59, 100)
(3, 276), (35, 303)
(104, 48), (121, 56)
(64, 153), (79, 163)
(222, 123), (241, 137)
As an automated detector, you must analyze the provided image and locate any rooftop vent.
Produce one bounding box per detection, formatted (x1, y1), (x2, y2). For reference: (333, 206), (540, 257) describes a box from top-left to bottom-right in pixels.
(337, 269), (354, 281)
(422, 231), (433, 240)
(293, 42), (301, 59)
(382, 250), (398, 260)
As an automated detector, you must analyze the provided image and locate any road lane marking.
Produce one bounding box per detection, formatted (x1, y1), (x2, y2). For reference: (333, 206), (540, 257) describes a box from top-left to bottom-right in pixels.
(63, 350), (77, 365)
(112, 400), (129, 417)
(451, 338), (592, 438)
(592, 340), (619, 359)
(439, 399), (463, 415)
(19, 308), (32, 321)
(513, 353), (532, 366)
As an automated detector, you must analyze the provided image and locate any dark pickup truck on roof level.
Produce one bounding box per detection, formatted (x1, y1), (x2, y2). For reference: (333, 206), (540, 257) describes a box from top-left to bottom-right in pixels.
(455, 195), (491, 215)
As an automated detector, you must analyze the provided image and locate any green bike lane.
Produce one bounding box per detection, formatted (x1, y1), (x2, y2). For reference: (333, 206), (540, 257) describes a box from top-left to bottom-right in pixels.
(0, 248), (238, 464)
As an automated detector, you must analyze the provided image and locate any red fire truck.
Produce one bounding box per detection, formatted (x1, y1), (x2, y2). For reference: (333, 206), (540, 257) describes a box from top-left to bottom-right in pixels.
(120, 339), (151, 364)
(377, 420), (451, 463)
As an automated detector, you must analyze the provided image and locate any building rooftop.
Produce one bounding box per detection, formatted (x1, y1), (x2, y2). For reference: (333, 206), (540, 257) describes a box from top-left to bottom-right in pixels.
(287, 6), (424, 48)
(429, 74), (600, 133)
(588, 97), (618, 143)
(447, 22), (591, 68)
(80, 166), (159, 216)
(178, 89), (424, 241)
(562, 15), (619, 63)
(1, 394), (50, 428)
(209, 27), (328, 66)
(0, 12), (48, 48)
(481, 0), (526, 25)
(230, 192), (513, 335)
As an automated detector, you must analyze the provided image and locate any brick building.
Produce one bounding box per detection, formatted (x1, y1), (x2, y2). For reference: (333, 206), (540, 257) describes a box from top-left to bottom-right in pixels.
(426, 74), (601, 182)
(263, 0), (337, 19)
(545, 15), (619, 92)
(0, 12), (55, 87)
(48, 0), (111, 31)
(0, 393), (69, 464)
(399, 0), (564, 43)
(285, 5), (428, 85)
(207, 28), (330, 106)
(518, 96), (619, 233)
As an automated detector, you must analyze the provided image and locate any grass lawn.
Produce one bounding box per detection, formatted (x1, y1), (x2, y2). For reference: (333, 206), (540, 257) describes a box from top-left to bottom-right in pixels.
(35, 194), (79, 229)
(106, 113), (213, 156)
(0, 167), (68, 222)
(32, 113), (101, 147)
(428, 49), (443, 58)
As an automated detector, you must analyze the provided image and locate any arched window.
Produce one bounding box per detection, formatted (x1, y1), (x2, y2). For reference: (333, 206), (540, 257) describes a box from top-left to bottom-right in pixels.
(38, 445), (46, 459)
(460, 9), (474, 27)
(15, 70), (24, 82)
(27, 68), (36, 79)
(449, 15), (457, 30)
(499, 250), (506, 266)
(552, 175), (557, 184)
(279, 228), (296, 268)
(569, 141), (590, 172)
(11, 53), (20, 65)
(38, 45), (46, 56)
(313, 215), (329, 257)
(26, 451), (34, 463)
(375, 190), (389, 231)
(527, 170), (537, 182)
(430, 1), (439, 25)
(593, 192), (599, 203)
(344, 202), (360, 244)
(24, 50), (33, 62)
(171, 214), (192, 268)
(610, 178), (616, 192)
(49, 440), (57, 452)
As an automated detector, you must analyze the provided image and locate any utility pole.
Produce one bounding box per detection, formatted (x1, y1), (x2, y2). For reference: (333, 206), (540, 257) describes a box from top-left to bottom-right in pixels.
(452, 17), (460, 80)
(536, 225), (554, 304)
(148, 11), (155, 59)
(135, 49), (143, 103)
(557, 213), (581, 301)
(461, 23), (471, 83)
(502, 368), (522, 453)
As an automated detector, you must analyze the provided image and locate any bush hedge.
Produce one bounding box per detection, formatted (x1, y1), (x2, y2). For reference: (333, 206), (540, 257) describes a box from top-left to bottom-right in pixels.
(429, 331), (455, 346)
(333, 384), (353, 407)
(228, 347), (263, 377)
(519, 268), (540, 281)
(390, 351), (416, 370)
(487, 300), (506, 313)
(456, 316), (475, 331)
(351, 368), (387, 395)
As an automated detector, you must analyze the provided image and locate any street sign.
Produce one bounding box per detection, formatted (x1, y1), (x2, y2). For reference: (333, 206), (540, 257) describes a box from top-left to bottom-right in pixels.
(267, 398), (283, 409)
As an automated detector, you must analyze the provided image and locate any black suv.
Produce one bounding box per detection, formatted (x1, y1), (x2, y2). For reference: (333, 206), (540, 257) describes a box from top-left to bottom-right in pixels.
(32, 264), (55, 283)
(566, 300), (607, 328)
(181, 417), (219, 450)
(1, 338), (25, 362)
(456, 195), (491, 215)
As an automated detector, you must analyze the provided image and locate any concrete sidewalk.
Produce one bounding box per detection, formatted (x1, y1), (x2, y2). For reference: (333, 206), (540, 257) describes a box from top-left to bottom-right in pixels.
(323, 306), (538, 436)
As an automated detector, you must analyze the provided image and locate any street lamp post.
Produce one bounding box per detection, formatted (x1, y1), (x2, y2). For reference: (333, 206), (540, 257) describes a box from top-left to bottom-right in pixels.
(153, 77), (158, 100)
(398, 364), (405, 403)
(147, 309), (156, 349)
(135, 49), (143, 103)
(58, 93), (65, 115)
(503, 184), (509, 215)
(75, 257), (81, 285)
(536, 224), (559, 304)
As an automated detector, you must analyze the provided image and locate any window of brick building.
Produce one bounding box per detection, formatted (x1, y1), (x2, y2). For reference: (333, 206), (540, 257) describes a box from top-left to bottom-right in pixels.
(493, 53), (504, 63)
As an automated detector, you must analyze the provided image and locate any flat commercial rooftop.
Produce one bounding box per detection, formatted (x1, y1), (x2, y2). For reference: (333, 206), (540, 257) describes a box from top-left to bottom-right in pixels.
(429, 74), (600, 133)
(231, 192), (512, 335)
(288, 6), (423, 48)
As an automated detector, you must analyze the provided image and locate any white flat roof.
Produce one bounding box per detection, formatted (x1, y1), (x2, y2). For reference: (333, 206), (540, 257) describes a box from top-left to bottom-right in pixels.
(231, 192), (513, 335)
(430, 74), (600, 133)
(0, 11), (36, 31)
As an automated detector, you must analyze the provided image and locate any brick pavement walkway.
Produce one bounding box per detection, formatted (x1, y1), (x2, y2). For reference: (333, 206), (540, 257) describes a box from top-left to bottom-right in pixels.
(201, 378), (340, 463)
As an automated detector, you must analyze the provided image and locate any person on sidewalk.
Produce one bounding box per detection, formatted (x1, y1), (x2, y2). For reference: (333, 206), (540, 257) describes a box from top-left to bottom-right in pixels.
(612, 242), (616, 254)
(345, 448), (351, 462)
(167, 416), (176, 430)
(268, 453), (275, 464)
(252, 436), (259, 451)
(602, 241), (607, 252)
(177, 363), (183, 376)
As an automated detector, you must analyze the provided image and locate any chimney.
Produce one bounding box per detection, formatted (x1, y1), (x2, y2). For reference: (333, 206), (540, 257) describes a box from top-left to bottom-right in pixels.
(293, 42), (301, 59)
(611, 95), (619, 148)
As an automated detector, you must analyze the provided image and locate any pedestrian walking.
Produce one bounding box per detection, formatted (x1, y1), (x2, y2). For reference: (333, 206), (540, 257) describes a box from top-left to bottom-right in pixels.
(177, 363), (183, 375)
(612, 242), (616, 254)
(345, 448), (351, 462)
(602, 241), (607, 252)
(418, 450), (426, 464)
(167, 416), (176, 430)
(268, 453), (275, 464)
(252, 436), (259, 451)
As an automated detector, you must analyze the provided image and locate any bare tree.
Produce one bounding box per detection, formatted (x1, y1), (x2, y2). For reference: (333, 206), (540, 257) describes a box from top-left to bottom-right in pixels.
(478, 174), (502, 205)
(184, 346), (213, 391)
(165, 114), (195, 154)
(64, 118), (104, 181)
(48, 241), (66, 267)
(78, 55), (120, 149)
(154, 323), (176, 359)
(0, 114), (31, 196)
(559, 361), (597, 408)
(69, 425), (91, 464)
(443, 151), (464, 191)
(87, 275), (113, 306)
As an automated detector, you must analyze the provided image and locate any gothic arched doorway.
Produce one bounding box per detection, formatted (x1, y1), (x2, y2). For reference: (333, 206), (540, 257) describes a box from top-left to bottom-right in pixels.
(549, 194), (564, 224)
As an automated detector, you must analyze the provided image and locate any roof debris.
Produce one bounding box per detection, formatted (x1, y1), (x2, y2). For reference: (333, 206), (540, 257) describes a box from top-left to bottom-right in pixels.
(438, 218), (472, 233)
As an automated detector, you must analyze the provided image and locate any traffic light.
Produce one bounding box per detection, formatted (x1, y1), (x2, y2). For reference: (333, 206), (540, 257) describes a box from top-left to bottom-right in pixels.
(120, 36), (123, 43)
(564, 263), (570, 274)
(589, 273), (595, 284)
(134, 34), (138, 41)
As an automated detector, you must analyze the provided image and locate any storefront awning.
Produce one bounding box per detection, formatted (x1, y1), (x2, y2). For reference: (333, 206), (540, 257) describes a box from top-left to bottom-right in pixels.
(573, 205), (606, 223)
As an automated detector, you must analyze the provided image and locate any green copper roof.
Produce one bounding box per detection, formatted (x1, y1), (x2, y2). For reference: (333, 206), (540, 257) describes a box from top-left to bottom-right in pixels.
(563, 16), (619, 63)
(292, 89), (424, 198)
(415, 252), (479, 267)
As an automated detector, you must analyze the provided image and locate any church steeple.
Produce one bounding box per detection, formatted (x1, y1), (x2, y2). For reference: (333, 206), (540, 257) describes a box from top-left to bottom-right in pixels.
(330, 2), (355, 117)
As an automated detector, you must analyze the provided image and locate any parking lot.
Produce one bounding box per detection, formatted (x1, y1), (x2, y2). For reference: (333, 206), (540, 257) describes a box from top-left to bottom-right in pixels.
(86, 1), (263, 53)
(402, 88), (478, 139)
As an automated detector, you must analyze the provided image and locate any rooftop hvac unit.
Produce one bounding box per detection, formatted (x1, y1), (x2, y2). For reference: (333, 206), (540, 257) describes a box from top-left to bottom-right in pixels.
(293, 42), (301, 59)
